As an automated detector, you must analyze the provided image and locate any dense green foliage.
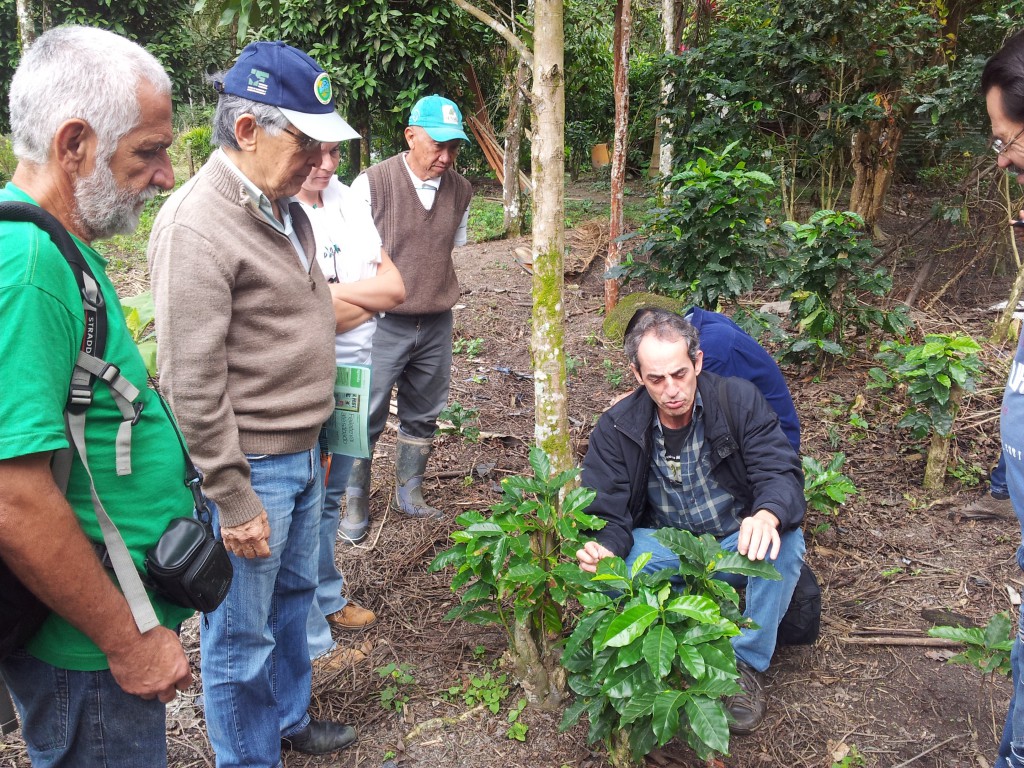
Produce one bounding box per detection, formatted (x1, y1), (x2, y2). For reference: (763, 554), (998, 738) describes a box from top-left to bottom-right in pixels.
(802, 453), (857, 516)
(617, 142), (777, 307)
(0, 0), (234, 131)
(929, 612), (1014, 679)
(561, 529), (780, 763)
(260, 0), (469, 156)
(661, 0), (991, 195)
(429, 447), (599, 638)
(777, 210), (912, 364)
(870, 333), (983, 440)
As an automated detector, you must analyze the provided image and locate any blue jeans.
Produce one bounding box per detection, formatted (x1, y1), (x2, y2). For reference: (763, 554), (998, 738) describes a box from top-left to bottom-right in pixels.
(0, 650), (167, 767)
(992, 453), (1010, 498)
(200, 447), (321, 768)
(997, 338), (1024, 768)
(306, 452), (354, 659)
(367, 311), (453, 444)
(624, 526), (806, 672)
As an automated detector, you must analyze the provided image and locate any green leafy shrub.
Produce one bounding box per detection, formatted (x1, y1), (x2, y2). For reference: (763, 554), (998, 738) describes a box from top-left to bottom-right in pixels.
(436, 401), (481, 443)
(777, 210), (912, 365)
(803, 453), (857, 515)
(560, 529), (780, 764)
(0, 134), (16, 184)
(120, 292), (158, 376)
(616, 142), (778, 307)
(453, 337), (484, 358)
(178, 125), (213, 177)
(377, 662), (416, 712)
(869, 333), (983, 489)
(928, 612), (1013, 679)
(869, 334), (982, 440)
(429, 446), (600, 639)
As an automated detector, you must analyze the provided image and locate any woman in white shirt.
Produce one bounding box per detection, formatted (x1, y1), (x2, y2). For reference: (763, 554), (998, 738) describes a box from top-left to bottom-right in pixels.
(298, 142), (405, 667)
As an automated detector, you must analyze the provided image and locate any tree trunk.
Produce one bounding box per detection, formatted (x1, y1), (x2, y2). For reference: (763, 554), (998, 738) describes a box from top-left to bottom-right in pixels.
(530, 0), (569, 473)
(503, 56), (530, 237)
(923, 387), (963, 490)
(16, 0), (36, 48)
(656, 0), (685, 182)
(607, 728), (642, 768)
(521, 0), (569, 706)
(508, 610), (566, 709)
(923, 430), (951, 491)
(849, 117), (904, 233)
(606, 0), (631, 314)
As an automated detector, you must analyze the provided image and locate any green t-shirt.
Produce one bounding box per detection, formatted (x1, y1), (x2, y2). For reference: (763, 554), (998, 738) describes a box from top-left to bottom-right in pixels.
(0, 183), (194, 670)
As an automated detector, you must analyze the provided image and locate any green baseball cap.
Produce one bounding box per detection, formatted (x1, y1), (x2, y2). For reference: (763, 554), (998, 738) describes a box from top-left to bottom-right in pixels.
(408, 95), (469, 142)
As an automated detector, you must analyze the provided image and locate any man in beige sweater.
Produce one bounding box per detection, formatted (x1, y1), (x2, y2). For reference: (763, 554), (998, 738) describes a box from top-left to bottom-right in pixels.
(149, 42), (358, 766)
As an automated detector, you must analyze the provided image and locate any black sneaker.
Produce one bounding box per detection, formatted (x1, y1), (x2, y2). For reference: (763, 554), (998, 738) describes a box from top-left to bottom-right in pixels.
(726, 661), (767, 734)
(281, 719), (356, 754)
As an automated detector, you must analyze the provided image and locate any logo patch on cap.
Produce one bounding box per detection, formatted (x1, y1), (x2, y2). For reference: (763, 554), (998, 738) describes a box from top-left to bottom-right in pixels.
(246, 68), (269, 96)
(314, 73), (332, 105)
(441, 104), (459, 125)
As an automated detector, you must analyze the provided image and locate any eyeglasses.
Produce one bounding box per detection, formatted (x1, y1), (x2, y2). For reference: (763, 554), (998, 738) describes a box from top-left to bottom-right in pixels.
(281, 126), (321, 154)
(993, 125), (1024, 157)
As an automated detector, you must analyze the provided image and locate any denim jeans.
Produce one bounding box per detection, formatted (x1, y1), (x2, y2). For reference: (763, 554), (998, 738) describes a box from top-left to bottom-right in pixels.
(306, 452), (354, 659)
(992, 452), (1010, 498)
(997, 338), (1024, 767)
(624, 526), (806, 672)
(0, 650), (167, 767)
(367, 311), (453, 444)
(200, 447), (321, 768)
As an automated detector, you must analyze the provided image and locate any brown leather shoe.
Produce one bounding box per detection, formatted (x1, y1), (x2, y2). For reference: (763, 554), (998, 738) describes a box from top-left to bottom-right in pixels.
(312, 640), (373, 674)
(726, 661), (767, 734)
(326, 602), (377, 630)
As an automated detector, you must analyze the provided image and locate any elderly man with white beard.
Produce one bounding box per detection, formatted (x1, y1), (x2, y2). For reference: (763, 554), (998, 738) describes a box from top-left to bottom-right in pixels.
(0, 25), (195, 768)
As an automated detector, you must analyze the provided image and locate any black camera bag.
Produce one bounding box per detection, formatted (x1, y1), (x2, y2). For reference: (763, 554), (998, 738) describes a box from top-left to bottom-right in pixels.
(145, 516), (232, 614)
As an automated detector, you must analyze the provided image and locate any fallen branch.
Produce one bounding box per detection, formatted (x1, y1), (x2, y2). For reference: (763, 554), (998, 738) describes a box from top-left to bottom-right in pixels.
(840, 636), (961, 648)
(405, 704), (488, 742)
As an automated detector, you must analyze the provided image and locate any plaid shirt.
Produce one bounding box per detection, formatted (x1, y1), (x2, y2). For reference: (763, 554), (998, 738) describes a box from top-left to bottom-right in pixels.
(646, 392), (742, 537)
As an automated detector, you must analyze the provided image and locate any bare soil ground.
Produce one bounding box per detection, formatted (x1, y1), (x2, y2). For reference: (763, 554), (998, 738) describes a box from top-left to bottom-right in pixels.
(2, 181), (1021, 768)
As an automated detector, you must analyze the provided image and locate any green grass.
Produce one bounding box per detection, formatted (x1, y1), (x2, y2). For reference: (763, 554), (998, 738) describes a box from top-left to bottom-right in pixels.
(467, 197), (507, 243)
(466, 184), (652, 244)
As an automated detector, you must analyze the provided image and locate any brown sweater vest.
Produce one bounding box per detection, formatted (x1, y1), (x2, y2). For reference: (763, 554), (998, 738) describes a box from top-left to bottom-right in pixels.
(366, 153), (473, 315)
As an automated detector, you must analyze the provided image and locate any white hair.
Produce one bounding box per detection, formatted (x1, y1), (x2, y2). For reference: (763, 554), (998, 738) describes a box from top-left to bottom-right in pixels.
(9, 25), (171, 165)
(210, 87), (290, 150)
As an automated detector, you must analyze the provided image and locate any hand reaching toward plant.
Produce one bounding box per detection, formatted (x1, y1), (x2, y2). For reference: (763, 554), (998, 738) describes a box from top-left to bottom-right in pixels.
(576, 540), (615, 573)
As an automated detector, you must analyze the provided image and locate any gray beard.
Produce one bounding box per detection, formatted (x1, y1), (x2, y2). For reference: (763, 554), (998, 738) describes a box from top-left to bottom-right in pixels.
(74, 162), (159, 241)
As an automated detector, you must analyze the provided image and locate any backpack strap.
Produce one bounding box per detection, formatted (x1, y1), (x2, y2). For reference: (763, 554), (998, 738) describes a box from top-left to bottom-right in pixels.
(717, 376), (735, 440)
(0, 202), (158, 633)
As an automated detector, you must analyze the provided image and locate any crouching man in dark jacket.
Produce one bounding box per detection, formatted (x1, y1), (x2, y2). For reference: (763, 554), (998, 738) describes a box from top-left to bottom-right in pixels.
(576, 309), (806, 735)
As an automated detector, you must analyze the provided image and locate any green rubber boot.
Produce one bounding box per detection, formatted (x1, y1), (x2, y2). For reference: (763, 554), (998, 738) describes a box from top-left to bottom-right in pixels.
(393, 431), (443, 519)
(339, 458), (372, 544)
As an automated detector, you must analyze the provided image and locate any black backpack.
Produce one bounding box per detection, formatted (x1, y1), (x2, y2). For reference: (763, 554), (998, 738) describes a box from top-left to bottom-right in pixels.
(716, 376), (821, 646)
(0, 202), (108, 660)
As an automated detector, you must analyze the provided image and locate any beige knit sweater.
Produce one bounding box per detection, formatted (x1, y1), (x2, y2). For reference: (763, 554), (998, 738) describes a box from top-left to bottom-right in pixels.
(148, 152), (336, 528)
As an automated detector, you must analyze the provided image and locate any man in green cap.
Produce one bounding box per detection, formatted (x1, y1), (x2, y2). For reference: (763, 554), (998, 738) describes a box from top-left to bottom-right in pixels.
(343, 95), (474, 542)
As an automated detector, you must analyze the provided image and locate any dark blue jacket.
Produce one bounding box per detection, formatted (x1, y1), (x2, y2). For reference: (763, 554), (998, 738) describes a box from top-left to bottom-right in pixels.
(581, 371), (805, 558)
(687, 306), (800, 452)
